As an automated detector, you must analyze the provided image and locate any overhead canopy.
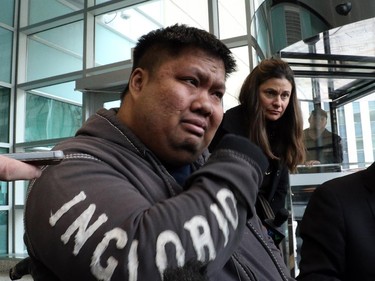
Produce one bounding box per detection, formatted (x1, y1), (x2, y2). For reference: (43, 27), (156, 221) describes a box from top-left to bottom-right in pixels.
(253, 0), (375, 108)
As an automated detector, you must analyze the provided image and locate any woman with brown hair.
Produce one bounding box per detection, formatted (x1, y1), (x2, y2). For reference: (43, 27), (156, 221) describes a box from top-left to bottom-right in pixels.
(210, 57), (305, 225)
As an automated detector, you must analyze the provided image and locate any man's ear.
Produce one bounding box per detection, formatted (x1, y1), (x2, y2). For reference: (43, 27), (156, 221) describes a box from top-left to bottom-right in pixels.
(128, 68), (147, 93)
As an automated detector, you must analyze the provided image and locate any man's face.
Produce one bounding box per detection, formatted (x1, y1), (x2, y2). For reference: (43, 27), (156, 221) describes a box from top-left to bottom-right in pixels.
(309, 114), (327, 130)
(125, 48), (226, 166)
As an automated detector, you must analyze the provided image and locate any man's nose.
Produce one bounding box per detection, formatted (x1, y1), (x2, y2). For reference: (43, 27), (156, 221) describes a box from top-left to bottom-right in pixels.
(192, 92), (213, 116)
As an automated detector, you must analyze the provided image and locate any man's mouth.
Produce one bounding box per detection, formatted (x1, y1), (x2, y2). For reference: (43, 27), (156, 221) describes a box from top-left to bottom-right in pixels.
(181, 119), (207, 137)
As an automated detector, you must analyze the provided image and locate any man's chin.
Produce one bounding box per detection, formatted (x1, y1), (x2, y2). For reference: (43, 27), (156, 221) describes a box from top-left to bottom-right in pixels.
(167, 142), (204, 166)
(182, 138), (205, 152)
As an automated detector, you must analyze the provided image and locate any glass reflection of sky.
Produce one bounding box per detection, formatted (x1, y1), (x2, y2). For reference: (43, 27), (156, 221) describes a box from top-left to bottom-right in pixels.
(282, 17), (375, 102)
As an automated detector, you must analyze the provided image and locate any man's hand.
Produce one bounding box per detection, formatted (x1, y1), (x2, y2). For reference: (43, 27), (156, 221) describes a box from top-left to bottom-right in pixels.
(305, 160), (321, 167)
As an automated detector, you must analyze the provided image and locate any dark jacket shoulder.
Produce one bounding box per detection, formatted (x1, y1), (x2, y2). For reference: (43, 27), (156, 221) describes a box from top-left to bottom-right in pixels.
(210, 105), (247, 151)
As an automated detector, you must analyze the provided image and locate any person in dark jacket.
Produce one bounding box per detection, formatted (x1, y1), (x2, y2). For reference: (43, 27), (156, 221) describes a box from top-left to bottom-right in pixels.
(210, 58), (305, 225)
(20, 24), (294, 281)
(297, 162), (375, 281)
(303, 107), (343, 169)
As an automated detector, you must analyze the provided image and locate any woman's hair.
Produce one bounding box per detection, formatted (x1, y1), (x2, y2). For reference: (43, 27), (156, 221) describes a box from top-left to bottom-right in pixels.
(238, 58), (305, 172)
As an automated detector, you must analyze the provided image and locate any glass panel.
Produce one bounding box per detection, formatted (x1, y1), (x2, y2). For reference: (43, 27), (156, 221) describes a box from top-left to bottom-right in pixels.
(293, 94), (375, 269)
(0, 181), (8, 206)
(292, 93), (375, 269)
(302, 106), (343, 172)
(223, 46), (249, 112)
(14, 180), (30, 206)
(94, 13), (138, 66)
(0, 151), (8, 207)
(253, 0), (266, 12)
(35, 81), (83, 104)
(0, 87), (10, 143)
(27, 0), (83, 25)
(218, 0), (246, 39)
(284, 18), (375, 65)
(291, 76), (356, 107)
(0, 148), (9, 208)
(323, 18), (375, 57)
(96, 0), (111, 4)
(0, 27), (12, 83)
(252, 0), (330, 57)
(104, 100), (120, 109)
(163, 0), (208, 27)
(27, 21), (83, 81)
(0, 0), (14, 26)
(25, 82), (82, 142)
(95, 0), (209, 66)
(0, 211), (8, 254)
(298, 92), (375, 172)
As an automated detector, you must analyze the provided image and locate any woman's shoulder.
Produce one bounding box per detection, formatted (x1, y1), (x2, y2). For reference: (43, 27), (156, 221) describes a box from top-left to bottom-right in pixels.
(222, 105), (248, 135)
(224, 104), (244, 119)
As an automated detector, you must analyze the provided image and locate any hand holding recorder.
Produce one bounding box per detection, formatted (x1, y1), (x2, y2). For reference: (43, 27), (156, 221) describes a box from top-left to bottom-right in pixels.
(0, 150), (64, 181)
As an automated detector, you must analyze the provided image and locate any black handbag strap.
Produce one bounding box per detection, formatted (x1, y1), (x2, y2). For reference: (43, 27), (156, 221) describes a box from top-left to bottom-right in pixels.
(256, 193), (275, 221)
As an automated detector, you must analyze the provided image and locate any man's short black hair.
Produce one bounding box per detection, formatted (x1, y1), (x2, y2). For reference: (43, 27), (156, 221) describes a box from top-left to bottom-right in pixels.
(121, 24), (237, 99)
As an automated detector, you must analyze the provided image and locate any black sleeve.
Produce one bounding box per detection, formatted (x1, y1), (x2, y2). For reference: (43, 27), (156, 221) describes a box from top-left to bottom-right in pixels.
(269, 165), (289, 214)
(333, 134), (343, 163)
(297, 184), (345, 281)
(208, 122), (227, 153)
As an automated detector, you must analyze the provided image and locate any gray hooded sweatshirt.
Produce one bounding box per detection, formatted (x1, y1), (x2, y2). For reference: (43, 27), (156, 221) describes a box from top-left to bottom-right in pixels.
(24, 108), (293, 281)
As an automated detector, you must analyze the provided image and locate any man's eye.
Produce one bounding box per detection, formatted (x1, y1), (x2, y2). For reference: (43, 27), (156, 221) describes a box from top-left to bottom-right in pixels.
(213, 91), (224, 100)
(184, 78), (198, 86)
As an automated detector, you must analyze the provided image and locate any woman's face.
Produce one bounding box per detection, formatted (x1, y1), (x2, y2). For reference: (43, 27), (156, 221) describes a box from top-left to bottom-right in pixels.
(259, 77), (292, 121)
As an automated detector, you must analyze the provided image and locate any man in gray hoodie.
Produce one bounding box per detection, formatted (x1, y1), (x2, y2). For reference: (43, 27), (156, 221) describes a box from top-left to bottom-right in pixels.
(21, 24), (293, 281)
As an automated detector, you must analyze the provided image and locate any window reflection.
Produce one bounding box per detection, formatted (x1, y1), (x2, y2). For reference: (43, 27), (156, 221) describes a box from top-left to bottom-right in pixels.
(0, 148), (9, 255)
(0, 27), (13, 83)
(0, 0), (14, 26)
(218, 0), (246, 39)
(0, 211), (8, 254)
(302, 107), (343, 172)
(27, 0), (83, 25)
(25, 82), (82, 142)
(0, 148), (9, 207)
(27, 21), (83, 81)
(223, 46), (249, 111)
(95, 0), (208, 66)
(0, 87), (10, 143)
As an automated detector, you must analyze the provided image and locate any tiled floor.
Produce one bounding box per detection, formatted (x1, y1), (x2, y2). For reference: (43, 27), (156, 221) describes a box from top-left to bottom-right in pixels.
(0, 272), (32, 280)
(0, 259), (32, 281)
